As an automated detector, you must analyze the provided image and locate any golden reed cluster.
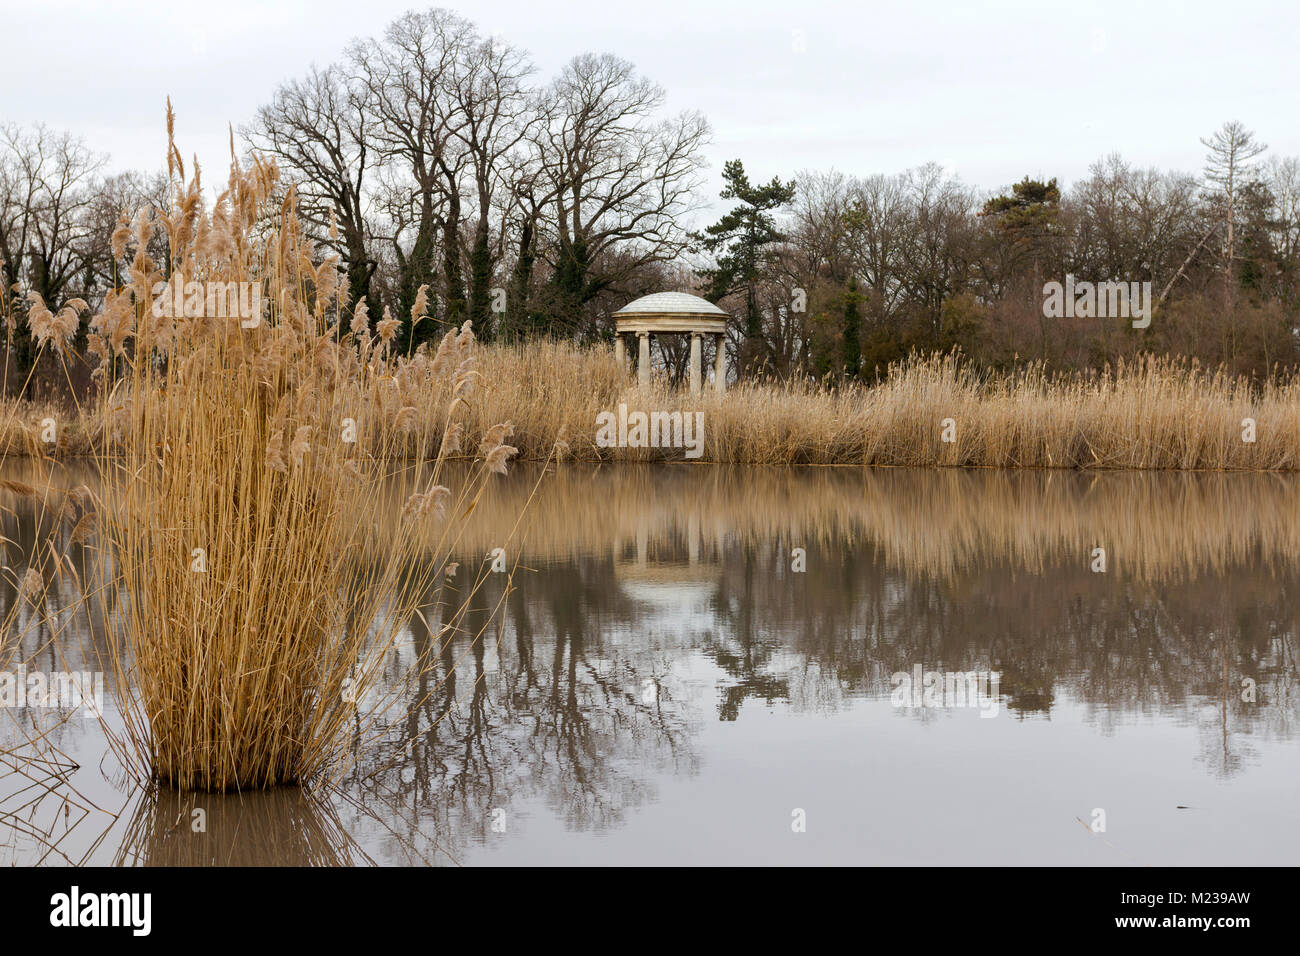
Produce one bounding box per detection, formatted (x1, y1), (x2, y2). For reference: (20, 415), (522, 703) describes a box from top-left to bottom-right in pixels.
(453, 347), (1300, 468)
(7, 342), (1300, 468)
(1, 106), (528, 792)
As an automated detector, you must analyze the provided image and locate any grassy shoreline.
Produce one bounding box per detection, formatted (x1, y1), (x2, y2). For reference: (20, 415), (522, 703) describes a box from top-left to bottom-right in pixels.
(6, 343), (1300, 469)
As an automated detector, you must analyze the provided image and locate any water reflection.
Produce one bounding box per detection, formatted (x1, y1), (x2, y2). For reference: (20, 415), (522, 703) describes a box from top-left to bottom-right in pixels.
(3, 463), (1300, 864)
(114, 787), (366, 866)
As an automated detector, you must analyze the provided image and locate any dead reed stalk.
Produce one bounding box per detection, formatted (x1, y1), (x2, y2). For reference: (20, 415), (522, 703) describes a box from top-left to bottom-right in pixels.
(44, 109), (528, 792)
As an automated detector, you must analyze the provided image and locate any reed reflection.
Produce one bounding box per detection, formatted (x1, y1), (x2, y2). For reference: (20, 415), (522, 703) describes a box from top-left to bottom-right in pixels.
(3, 462), (1299, 863)
(114, 786), (366, 866)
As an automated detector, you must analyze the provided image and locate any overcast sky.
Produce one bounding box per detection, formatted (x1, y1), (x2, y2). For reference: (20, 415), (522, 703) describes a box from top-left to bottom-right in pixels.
(3, 0), (1296, 222)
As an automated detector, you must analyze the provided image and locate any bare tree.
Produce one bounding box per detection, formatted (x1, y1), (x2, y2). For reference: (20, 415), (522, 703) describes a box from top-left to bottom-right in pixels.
(1266, 156), (1300, 274)
(901, 163), (975, 336)
(80, 168), (168, 301)
(1069, 156), (1201, 294)
(497, 139), (558, 339)
(1202, 120), (1268, 302)
(449, 33), (536, 338)
(0, 124), (104, 391)
(789, 169), (854, 285)
(246, 64), (376, 310)
(536, 53), (710, 336)
(350, 9), (477, 342)
(843, 174), (909, 326)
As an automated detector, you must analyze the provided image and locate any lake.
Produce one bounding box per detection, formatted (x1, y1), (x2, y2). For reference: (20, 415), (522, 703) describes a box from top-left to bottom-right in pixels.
(3, 463), (1299, 865)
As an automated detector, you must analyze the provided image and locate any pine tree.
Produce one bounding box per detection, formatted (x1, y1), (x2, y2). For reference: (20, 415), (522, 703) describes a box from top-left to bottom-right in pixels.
(842, 277), (862, 377)
(692, 160), (796, 373)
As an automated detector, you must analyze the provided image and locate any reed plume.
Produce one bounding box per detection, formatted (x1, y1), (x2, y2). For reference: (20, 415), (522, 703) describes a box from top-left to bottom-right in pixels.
(72, 111), (523, 792)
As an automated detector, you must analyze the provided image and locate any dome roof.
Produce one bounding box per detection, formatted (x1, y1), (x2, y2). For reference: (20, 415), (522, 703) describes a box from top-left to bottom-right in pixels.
(613, 292), (727, 316)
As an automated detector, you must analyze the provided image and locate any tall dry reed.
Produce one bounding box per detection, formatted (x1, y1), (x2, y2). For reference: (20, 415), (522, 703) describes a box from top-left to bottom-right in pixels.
(7, 109), (529, 792)
(419, 347), (1300, 468)
(8, 344), (1300, 468)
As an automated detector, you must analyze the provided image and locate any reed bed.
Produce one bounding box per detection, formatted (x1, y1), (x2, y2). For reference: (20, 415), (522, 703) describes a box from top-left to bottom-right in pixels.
(7, 345), (1300, 468)
(1, 113), (532, 793)
(405, 347), (1300, 468)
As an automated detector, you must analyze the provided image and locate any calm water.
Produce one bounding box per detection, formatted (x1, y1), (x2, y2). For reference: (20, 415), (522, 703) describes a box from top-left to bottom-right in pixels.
(3, 464), (1299, 865)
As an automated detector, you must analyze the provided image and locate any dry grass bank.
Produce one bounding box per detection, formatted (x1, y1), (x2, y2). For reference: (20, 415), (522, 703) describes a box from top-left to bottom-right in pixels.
(469, 347), (1298, 468)
(4, 345), (1299, 469)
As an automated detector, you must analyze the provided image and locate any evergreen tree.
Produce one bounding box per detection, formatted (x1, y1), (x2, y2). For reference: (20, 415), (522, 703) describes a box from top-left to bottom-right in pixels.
(692, 159), (796, 372)
(842, 277), (862, 377)
(980, 176), (1062, 281)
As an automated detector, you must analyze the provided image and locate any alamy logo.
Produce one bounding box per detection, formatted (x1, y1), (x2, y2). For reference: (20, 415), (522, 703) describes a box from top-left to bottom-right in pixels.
(890, 665), (1002, 718)
(1042, 275), (1151, 328)
(151, 272), (263, 328)
(595, 404), (704, 459)
(49, 886), (151, 936)
(0, 666), (103, 718)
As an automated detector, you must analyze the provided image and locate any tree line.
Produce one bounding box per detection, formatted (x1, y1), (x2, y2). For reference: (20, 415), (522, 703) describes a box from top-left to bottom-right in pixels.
(772, 121), (1299, 382)
(3, 6), (1298, 397)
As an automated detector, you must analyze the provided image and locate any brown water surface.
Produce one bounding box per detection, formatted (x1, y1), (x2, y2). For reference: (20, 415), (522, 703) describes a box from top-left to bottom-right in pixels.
(2, 464), (1298, 865)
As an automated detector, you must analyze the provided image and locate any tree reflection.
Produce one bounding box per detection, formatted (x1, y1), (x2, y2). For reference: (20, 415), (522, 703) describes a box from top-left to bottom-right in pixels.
(5, 462), (1300, 863)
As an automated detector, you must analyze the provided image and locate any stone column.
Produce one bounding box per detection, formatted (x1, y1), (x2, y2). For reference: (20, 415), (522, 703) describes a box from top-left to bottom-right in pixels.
(614, 333), (625, 371)
(638, 332), (651, 389)
(689, 332), (702, 395)
(713, 333), (727, 393)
